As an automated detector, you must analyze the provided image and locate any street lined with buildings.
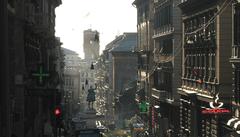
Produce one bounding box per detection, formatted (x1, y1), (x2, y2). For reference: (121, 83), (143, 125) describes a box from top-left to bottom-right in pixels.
(1, 0), (240, 137)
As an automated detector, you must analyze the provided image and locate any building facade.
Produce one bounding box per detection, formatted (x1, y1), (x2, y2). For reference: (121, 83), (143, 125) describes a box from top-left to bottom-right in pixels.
(133, 0), (155, 135)
(110, 33), (138, 128)
(62, 48), (81, 120)
(0, 0), (10, 136)
(1, 0), (63, 137)
(151, 0), (182, 136)
(99, 36), (127, 129)
(178, 0), (233, 136)
(225, 1), (240, 136)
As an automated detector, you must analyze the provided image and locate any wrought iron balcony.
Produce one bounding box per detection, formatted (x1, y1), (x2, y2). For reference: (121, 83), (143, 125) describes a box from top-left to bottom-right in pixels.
(230, 45), (240, 63)
(152, 88), (167, 102)
(178, 0), (217, 11)
(153, 48), (172, 63)
(153, 25), (174, 38)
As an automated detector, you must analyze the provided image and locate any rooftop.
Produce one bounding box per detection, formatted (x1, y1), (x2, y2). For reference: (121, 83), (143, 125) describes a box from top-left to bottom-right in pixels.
(109, 33), (137, 52)
(61, 47), (78, 55)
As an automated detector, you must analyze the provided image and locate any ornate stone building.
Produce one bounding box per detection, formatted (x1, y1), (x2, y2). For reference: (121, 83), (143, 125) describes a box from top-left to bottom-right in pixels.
(225, 1), (240, 136)
(178, 0), (233, 136)
(132, 0), (155, 135)
(110, 33), (138, 128)
(62, 48), (81, 119)
(151, 0), (182, 136)
(1, 0), (63, 137)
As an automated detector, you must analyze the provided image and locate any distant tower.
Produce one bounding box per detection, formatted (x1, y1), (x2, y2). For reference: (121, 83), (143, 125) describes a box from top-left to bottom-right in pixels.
(83, 29), (100, 60)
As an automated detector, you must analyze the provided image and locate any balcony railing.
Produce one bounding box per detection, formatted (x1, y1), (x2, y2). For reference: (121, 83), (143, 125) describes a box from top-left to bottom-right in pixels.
(152, 88), (167, 102)
(153, 48), (172, 63)
(231, 45), (240, 60)
(153, 25), (174, 38)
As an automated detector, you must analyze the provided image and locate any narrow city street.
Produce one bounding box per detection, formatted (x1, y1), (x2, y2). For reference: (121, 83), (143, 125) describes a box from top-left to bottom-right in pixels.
(1, 0), (240, 137)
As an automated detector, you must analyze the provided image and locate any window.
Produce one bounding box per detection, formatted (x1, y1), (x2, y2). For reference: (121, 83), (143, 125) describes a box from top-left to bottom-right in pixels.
(154, 5), (172, 29)
(235, 68), (240, 103)
(158, 38), (173, 55)
(153, 70), (161, 89)
(138, 2), (149, 23)
(153, 69), (172, 92)
(234, 4), (240, 46)
(233, 4), (240, 58)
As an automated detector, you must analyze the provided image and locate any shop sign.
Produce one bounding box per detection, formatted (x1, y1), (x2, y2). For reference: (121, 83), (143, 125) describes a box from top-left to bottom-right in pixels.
(152, 108), (155, 127)
(201, 93), (230, 114)
(139, 101), (149, 114)
(133, 123), (144, 128)
(32, 65), (49, 85)
(133, 123), (144, 131)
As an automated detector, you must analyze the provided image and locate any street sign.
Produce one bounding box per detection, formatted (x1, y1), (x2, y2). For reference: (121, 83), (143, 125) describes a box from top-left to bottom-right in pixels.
(139, 101), (149, 114)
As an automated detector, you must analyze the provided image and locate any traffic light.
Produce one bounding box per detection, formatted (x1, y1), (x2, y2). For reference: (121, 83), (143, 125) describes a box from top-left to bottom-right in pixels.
(54, 107), (63, 128)
(54, 107), (61, 117)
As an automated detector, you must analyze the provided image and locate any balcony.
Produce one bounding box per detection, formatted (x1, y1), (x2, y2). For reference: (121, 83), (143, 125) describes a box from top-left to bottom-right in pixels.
(153, 48), (172, 63)
(178, 0), (217, 11)
(230, 45), (240, 63)
(151, 88), (167, 102)
(153, 25), (174, 39)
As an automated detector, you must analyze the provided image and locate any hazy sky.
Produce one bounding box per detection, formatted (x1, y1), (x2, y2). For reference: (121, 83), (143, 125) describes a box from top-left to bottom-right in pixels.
(55, 0), (137, 58)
